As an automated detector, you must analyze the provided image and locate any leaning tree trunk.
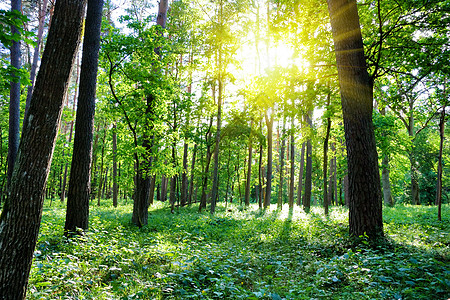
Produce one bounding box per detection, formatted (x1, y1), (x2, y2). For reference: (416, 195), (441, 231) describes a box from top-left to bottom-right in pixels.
(64, 0), (103, 234)
(327, 0), (383, 239)
(0, 0), (86, 297)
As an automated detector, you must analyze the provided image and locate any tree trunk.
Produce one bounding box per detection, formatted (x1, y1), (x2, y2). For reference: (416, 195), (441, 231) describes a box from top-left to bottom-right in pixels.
(24, 0), (49, 122)
(323, 109), (331, 216)
(264, 111), (274, 208)
(7, 0), (22, 187)
(297, 142), (305, 206)
(0, 0), (86, 296)
(244, 121), (253, 207)
(112, 124), (118, 207)
(303, 138), (312, 213)
(381, 154), (394, 206)
(278, 118), (286, 209)
(436, 105), (445, 221)
(288, 117), (295, 208)
(181, 141), (189, 206)
(327, 0), (383, 239)
(188, 143), (197, 205)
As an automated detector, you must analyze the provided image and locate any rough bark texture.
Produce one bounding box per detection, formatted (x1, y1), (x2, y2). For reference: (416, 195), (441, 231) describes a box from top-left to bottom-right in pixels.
(65, 0), (103, 234)
(327, 0), (383, 239)
(7, 0), (22, 187)
(0, 0), (86, 297)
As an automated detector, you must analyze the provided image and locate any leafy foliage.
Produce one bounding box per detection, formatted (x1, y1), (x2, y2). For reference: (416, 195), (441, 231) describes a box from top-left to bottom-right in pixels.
(28, 201), (449, 299)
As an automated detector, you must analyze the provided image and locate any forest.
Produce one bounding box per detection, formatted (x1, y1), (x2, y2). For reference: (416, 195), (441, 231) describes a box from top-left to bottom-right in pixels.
(0, 0), (449, 299)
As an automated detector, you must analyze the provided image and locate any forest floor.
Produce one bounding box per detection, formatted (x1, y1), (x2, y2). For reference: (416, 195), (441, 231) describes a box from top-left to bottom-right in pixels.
(28, 200), (449, 299)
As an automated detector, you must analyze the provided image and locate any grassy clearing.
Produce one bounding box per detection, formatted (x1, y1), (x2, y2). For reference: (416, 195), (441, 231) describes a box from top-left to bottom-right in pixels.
(28, 201), (449, 299)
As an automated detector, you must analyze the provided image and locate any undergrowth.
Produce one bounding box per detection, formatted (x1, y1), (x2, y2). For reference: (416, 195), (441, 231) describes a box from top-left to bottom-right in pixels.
(28, 201), (449, 299)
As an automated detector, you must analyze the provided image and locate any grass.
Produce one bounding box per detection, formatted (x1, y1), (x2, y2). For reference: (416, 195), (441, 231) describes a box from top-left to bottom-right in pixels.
(28, 200), (449, 299)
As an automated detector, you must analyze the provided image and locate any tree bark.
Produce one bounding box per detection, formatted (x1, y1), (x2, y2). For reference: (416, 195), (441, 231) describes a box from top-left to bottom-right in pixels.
(327, 0), (383, 239)
(436, 105), (445, 221)
(24, 0), (49, 122)
(0, 0), (86, 296)
(278, 118), (286, 209)
(181, 141), (189, 206)
(65, 0), (103, 234)
(323, 108), (331, 216)
(244, 121), (253, 207)
(264, 111), (274, 208)
(297, 142), (305, 206)
(7, 0), (22, 187)
(112, 124), (118, 207)
(288, 117), (295, 208)
(188, 143), (197, 205)
(302, 137), (312, 213)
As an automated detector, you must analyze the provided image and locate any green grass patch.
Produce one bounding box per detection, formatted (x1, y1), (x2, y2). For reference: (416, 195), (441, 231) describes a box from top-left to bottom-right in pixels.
(28, 201), (449, 299)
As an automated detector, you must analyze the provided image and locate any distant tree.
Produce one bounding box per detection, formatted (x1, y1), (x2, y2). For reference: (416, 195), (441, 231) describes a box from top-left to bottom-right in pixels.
(0, 0), (86, 296)
(64, 0), (104, 235)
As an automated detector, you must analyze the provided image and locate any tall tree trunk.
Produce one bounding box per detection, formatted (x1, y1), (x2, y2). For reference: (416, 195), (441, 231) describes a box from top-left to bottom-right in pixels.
(112, 124), (118, 207)
(303, 138), (312, 213)
(244, 121), (253, 207)
(323, 107), (332, 216)
(327, 0), (383, 239)
(61, 56), (80, 203)
(199, 116), (214, 212)
(288, 117), (295, 208)
(264, 111), (274, 208)
(7, 0), (22, 187)
(381, 154), (394, 206)
(210, 62), (223, 214)
(181, 141), (189, 206)
(0, 0), (86, 296)
(188, 143), (197, 205)
(436, 104), (445, 221)
(297, 142), (305, 206)
(24, 0), (49, 121)
(278, 118), (286, 209)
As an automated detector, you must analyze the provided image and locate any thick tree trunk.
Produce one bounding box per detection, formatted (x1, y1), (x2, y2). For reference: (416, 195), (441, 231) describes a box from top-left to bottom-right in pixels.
(327, 0), (383, 239)
(297, 142), (305, 206)
(0, 0), (86, 296)
(7, 0), (22, 187)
